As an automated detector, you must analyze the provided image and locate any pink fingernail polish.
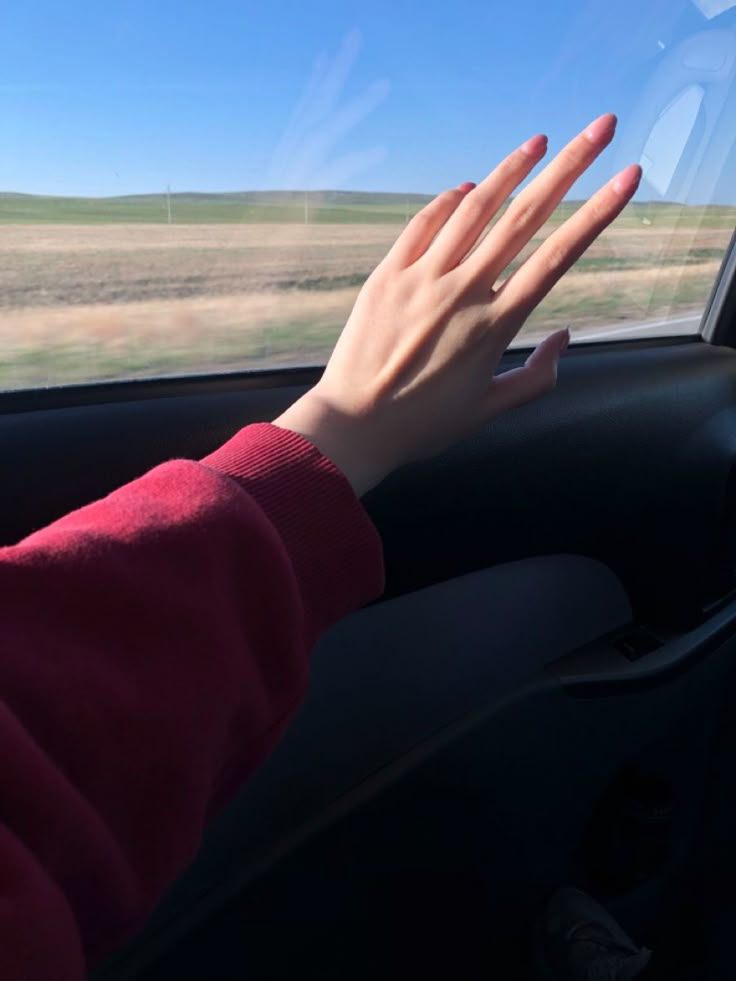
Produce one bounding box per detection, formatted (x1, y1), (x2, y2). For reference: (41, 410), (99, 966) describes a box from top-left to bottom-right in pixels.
(612, 163), (642, 195)
(457, 181), (476, 192)
(521, 133), (548, 157)
(584, 113), (617, 143)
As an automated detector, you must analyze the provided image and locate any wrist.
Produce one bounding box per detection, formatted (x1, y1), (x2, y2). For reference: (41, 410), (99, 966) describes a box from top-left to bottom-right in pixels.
(272, 388), (393, 497)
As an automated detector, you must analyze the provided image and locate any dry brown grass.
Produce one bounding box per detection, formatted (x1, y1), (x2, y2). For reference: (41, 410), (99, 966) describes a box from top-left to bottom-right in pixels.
(0, 290), (356, 354)
(0, 221), (732, 387)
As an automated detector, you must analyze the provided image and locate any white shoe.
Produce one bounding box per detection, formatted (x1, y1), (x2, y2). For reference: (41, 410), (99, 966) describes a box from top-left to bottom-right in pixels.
(533, 888), (653, 980)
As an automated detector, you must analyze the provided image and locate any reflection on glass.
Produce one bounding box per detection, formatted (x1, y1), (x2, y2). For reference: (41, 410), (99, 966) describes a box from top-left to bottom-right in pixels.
(692, 0), (736, 21)
(640, 86), (704, 196)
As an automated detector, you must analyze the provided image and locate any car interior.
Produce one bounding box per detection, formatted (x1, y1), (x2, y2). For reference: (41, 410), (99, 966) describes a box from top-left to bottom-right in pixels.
(3, 1), (736, 979)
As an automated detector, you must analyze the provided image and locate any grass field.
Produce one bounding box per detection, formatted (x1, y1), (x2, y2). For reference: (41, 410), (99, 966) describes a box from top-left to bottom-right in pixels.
(0, 191), (436, 226)
(0, 191), (734, 389)
(2, 190), (735, 228)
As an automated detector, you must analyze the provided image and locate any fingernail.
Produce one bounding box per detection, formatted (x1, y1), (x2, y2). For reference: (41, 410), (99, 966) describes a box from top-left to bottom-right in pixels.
(559, 327), (571, 354)
(521, 133), (548, 157)
(457, 181), (476, 193)
(612, 163), (642, 195)
(584, 112), (617, 144)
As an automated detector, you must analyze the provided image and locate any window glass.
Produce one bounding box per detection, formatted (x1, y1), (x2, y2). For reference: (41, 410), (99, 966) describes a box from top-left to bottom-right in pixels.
(2, 0), (735, 389)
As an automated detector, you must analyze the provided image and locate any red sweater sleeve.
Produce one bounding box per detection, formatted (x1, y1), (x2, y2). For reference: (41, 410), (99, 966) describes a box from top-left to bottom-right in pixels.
(0, 423), (384, 980)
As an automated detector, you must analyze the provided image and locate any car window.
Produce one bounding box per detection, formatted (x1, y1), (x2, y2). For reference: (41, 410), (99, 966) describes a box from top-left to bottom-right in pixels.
(2, 0), (735, 390)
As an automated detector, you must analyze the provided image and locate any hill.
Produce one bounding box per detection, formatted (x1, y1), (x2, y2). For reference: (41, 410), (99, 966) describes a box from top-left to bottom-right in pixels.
(0, 190), (734, 227)
(0, 190), (434, 225)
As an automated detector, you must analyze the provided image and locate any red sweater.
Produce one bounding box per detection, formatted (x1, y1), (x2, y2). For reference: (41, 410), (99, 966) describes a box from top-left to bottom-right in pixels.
(0, 423), (384, 979)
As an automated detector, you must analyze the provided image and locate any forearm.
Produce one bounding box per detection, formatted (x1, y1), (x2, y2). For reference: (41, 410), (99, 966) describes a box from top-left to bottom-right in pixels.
(0, 423), (383, 976)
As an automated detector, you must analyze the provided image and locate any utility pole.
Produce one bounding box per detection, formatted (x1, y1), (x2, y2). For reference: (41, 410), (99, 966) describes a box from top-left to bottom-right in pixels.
(167, 184), (172, 225)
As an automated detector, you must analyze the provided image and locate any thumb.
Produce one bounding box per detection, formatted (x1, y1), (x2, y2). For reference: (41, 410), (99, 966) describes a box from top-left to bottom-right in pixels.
(486, 327), (569, 417)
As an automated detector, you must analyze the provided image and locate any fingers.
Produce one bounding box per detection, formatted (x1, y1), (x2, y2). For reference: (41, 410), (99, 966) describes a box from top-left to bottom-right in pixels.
(495, 163), (642, 328)
(425, 135), (548, 273)
(465, 113), (618, 286)
(485, 328), (569, 416)
(385, 182), (476, 268)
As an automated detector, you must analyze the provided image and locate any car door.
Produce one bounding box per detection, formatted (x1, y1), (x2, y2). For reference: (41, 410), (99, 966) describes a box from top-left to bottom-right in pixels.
(3, 2), (736, 979)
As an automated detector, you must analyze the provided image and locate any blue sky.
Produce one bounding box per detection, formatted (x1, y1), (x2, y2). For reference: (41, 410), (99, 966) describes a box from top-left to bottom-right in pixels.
(2, 0), (735, 202)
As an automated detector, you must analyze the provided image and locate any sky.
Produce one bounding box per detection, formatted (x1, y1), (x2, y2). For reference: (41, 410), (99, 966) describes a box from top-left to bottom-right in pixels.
(1, 0), (736, 203)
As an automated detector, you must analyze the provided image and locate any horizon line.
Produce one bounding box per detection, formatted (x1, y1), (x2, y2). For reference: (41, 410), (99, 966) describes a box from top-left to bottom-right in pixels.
(1, 189), (734, 207)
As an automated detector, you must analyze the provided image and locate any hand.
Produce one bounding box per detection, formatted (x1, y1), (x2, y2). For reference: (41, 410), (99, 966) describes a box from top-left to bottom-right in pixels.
(274, 113), (641, 496)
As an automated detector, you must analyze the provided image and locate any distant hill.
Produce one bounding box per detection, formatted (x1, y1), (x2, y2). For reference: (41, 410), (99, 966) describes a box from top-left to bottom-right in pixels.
(110, 190), (435, 205)
(0, 190), (734, 226)
(0, 190), (436, 225)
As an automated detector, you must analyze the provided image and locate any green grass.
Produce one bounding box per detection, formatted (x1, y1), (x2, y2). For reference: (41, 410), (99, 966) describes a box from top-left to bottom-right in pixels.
(540, 200), (736, 229)
(0, 191), (434, 225)
(1, 190), (735, 226)
(0, 318), (345, 388)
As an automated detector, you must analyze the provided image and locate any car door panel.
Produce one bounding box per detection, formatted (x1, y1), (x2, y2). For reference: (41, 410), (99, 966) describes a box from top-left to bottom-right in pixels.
(3, 340), (736, 627)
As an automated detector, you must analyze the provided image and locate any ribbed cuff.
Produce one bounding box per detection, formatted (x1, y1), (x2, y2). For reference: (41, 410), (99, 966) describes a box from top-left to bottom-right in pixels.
(201, 423), (384, 639)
